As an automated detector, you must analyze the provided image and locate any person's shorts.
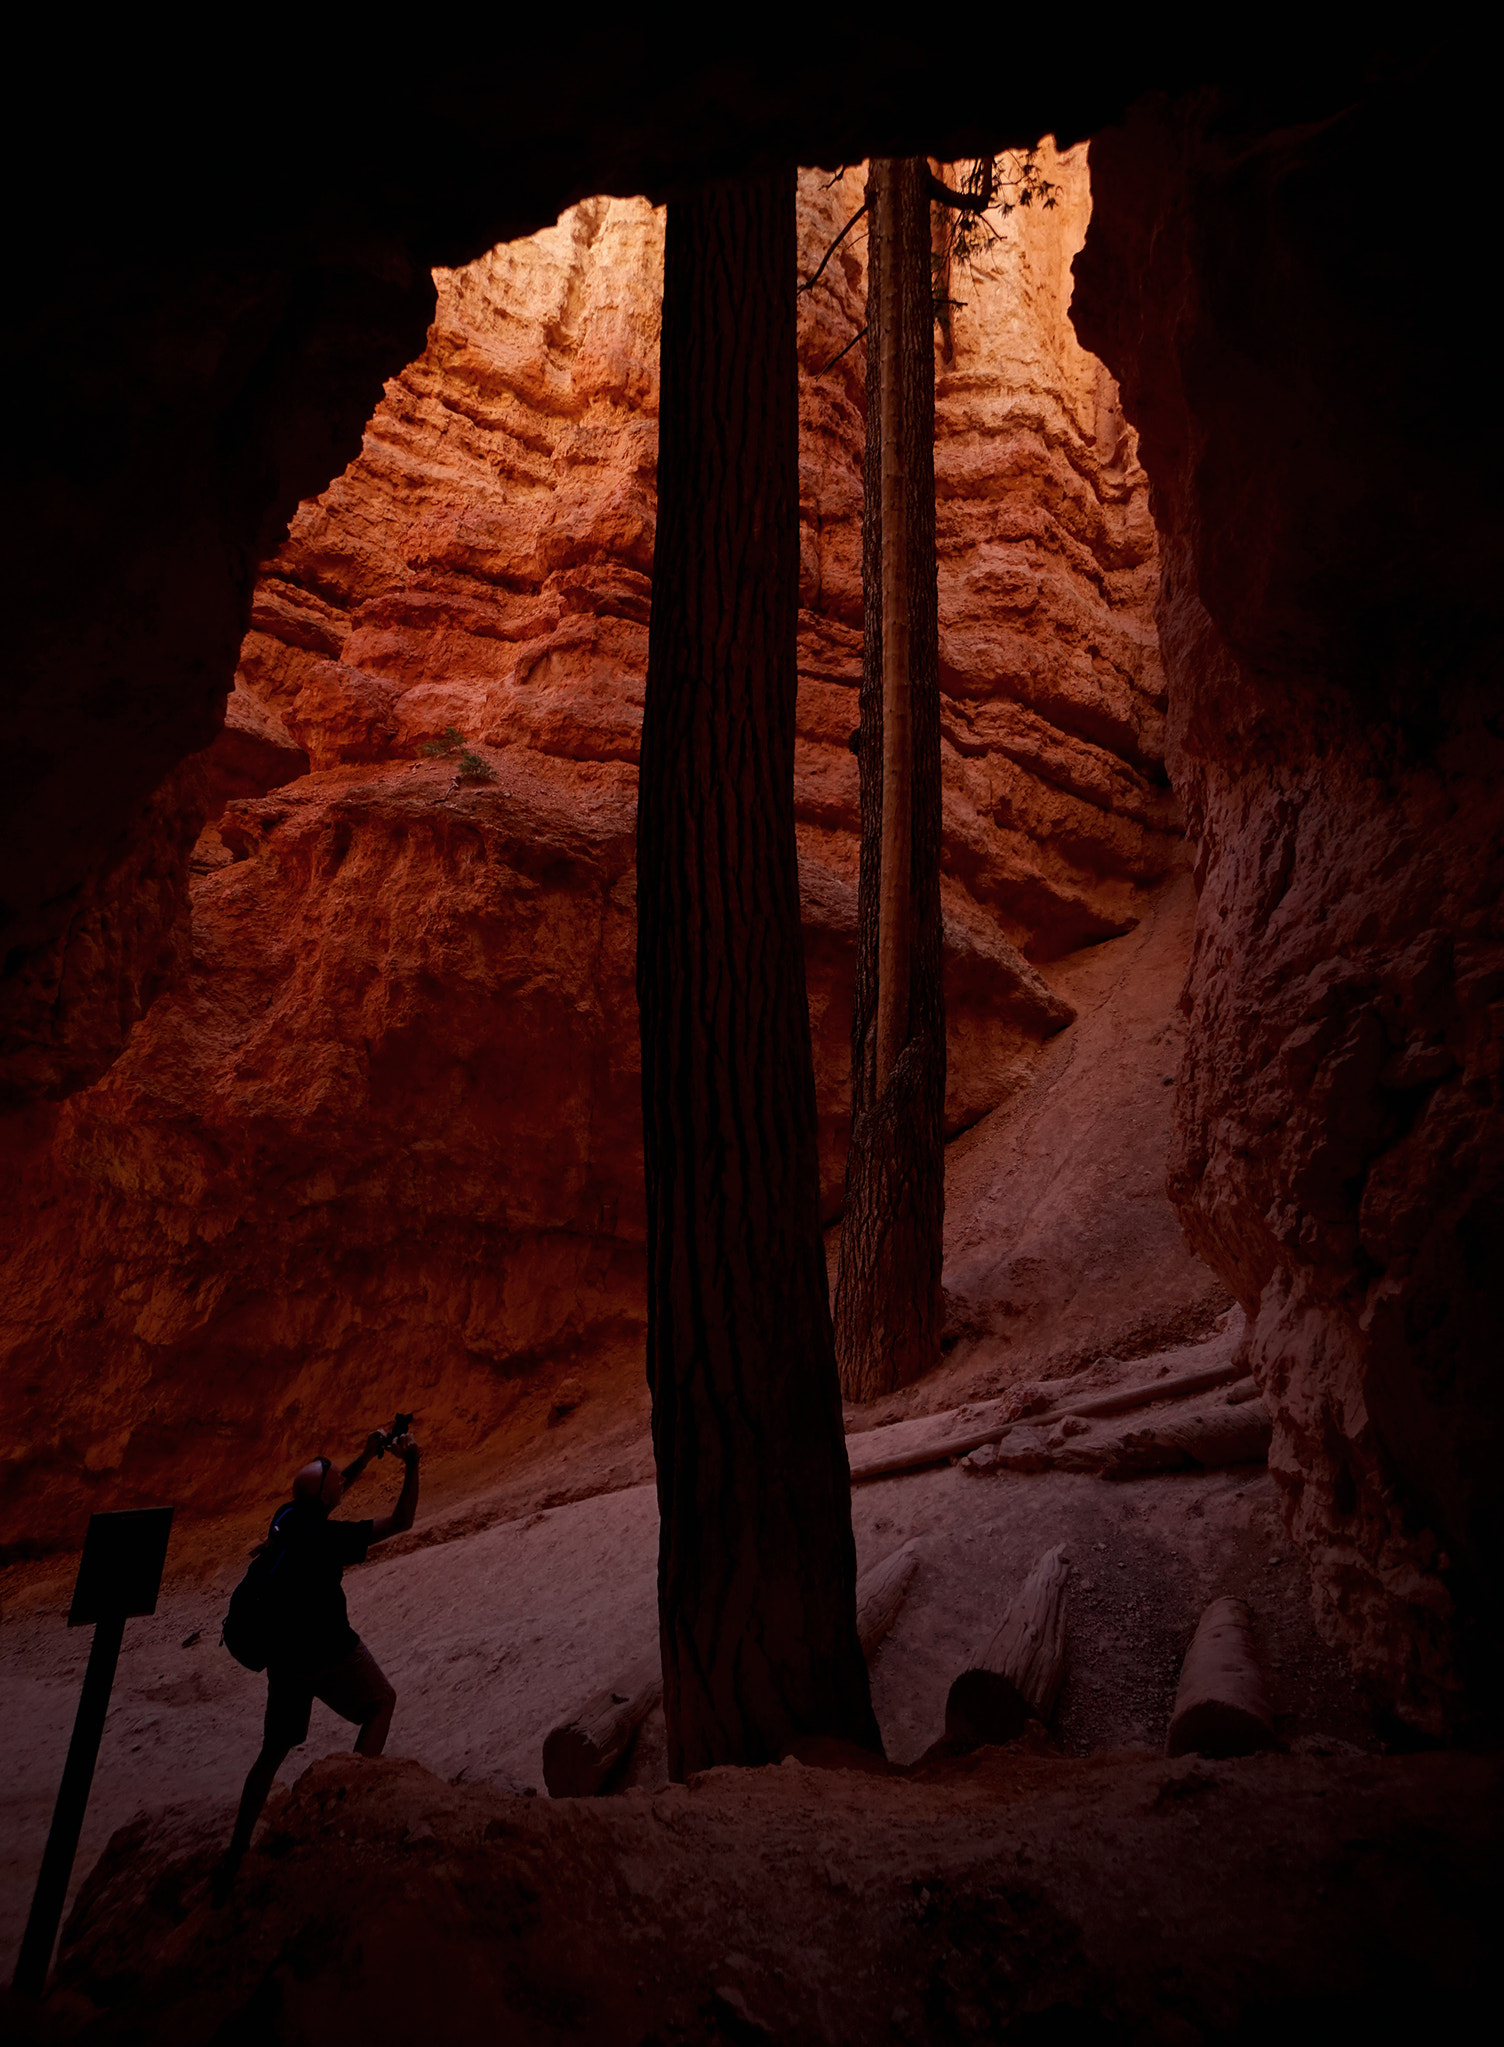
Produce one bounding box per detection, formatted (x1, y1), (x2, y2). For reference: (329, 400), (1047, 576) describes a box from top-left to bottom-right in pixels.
(264, 1639), (395, 1750)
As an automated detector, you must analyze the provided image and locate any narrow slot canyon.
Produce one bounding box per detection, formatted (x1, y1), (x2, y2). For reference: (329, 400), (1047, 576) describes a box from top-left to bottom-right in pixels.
(2, 41), (1498, 2042)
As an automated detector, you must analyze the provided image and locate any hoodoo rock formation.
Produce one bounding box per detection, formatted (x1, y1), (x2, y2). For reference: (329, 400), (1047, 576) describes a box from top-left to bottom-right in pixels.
(0, 154), (1180, 1548)
(1073, 93), (1504, 1733)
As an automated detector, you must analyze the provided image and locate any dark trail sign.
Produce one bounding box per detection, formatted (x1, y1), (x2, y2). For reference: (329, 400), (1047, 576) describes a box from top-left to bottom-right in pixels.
(12, 1506), (174, 1999)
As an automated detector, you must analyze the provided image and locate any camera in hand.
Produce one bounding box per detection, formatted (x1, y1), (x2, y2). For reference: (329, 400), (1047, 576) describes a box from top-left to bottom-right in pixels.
(376, 1412), (416, 1457)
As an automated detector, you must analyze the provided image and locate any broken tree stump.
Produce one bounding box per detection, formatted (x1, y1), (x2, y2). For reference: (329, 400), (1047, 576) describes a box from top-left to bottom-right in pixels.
(1166, 1597), (1276, 1758)
(542, 1651), (663, 1799)
(945, 1543), (1069, 1750)
(543, 1542), (922, 1797)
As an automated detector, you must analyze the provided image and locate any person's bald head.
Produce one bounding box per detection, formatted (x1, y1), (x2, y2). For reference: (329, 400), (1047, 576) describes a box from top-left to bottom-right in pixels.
(293, 1457), (342, 1509)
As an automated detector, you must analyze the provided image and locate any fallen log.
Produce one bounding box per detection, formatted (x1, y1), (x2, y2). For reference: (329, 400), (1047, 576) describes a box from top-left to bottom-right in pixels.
(944, 1543), (1069, 1750)
(854, 1539), (921, 1658)
(1113, 1404), (1272, 1475)
(543, 1542), (922, 1797)
(848, 1358), (1246, 1486)
(1166, 1597), (1276, 1758)
(961, 1394), (1271, 1479)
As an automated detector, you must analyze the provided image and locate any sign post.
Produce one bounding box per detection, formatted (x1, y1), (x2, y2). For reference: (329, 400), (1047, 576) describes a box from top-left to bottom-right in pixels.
(12, 1506), (174, 1999)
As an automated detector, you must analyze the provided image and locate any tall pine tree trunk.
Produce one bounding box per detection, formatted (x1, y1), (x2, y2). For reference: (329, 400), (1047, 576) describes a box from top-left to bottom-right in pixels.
(637, 169), (881, 1779)
(834, 157), (945, 1404)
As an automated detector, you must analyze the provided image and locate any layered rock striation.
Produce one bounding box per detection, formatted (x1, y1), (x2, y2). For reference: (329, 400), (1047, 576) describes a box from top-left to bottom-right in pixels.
(1074, 95), (1504, 1733)
(0, 156), (1180, 1547)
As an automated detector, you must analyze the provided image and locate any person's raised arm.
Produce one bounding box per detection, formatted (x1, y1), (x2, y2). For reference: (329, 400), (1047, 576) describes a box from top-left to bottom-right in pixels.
(370, 1434), (420, 1542)
(342, 1432), (389, 1488)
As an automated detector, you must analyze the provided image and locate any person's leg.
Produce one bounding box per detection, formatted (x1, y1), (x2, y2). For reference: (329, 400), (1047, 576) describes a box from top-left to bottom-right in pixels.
(314, 1640), (396, 1757)
(212, 1672), (310, 1902)
(224, 1739), (293, 1866)
(353, 1681), (396, 1757)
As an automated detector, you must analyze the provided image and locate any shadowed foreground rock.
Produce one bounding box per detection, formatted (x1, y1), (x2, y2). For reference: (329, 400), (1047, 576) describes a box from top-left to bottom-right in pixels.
(25, 1751), (1497, 2043)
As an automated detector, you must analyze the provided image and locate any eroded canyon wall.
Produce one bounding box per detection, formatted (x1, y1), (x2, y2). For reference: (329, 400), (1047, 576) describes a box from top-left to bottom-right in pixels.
(1074, 97), (1504, 1733)
(0, 154), (1180, 1548)
(8, 42), (1201, 1129)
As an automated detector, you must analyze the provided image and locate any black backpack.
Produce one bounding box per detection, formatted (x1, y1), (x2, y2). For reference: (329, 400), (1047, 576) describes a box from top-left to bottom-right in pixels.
(221, 1505), (297, 1672)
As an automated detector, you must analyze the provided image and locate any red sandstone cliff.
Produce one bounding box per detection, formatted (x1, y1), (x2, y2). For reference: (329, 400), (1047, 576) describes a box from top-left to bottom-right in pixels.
(0, 156), (1182, 1548)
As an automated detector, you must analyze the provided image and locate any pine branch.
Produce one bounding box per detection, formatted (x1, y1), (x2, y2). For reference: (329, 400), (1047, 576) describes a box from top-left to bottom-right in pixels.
(799, 202), (868, 295)
(927, 155), (994, 214)
(815, 323), (868, 374)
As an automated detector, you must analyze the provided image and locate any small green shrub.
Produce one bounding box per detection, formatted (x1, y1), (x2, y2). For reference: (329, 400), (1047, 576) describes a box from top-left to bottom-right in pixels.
(420, 725), (494, 782)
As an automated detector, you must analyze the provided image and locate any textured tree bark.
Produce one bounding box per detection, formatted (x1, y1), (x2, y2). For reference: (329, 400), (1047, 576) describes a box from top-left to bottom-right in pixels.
(834, 156), (945, 1403)
(637, 169), (881, 1780)
(874, 168), (915, 1097)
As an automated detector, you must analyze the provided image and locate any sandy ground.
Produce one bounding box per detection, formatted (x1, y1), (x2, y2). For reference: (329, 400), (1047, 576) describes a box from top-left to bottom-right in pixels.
(0, 1316), (1374, 1981)
(845, 867), (1231, 1433)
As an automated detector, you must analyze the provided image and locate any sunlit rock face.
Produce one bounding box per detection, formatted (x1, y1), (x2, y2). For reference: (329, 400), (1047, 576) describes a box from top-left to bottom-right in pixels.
(1074, 98), (1504, 1734)
(0, 153), (1178, 1546)
(931, 153), (1173, 958)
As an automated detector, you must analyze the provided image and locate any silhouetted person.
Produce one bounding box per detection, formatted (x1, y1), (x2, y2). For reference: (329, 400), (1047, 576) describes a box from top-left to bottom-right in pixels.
(213, 1428), (421, 1901)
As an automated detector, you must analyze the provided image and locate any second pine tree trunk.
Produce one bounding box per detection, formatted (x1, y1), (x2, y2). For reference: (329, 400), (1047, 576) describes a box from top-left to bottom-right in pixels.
(835, 157), (945, 1403)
